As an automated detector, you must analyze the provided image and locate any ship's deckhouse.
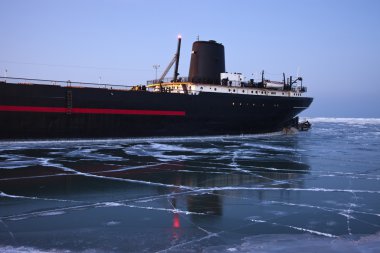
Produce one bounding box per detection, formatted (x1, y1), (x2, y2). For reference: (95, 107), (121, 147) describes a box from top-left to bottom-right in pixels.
(147, 39), (308, 98)
(148, 82), (305, 97)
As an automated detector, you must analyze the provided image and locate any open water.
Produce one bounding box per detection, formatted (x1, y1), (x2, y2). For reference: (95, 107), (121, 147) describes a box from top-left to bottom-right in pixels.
(1, 118), (380, 253)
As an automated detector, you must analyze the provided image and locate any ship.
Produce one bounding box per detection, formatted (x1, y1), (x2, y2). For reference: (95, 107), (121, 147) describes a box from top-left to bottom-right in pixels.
(0, 37), (313, 139)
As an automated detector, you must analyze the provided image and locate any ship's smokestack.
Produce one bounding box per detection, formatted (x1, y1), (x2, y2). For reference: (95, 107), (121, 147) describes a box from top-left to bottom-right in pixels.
(188, 40), (225, 84)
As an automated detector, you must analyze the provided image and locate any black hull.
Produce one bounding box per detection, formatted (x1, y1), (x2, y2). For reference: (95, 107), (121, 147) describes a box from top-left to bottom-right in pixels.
(0, 82), (313, 139)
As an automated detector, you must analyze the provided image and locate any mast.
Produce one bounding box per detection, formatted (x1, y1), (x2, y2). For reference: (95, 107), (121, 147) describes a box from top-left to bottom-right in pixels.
(158, 35), (182, 83)
(173, 35), (182, 82)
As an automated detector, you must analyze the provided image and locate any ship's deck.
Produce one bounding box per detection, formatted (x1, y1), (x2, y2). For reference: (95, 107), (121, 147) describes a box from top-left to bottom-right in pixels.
(1, 76), (309, 99)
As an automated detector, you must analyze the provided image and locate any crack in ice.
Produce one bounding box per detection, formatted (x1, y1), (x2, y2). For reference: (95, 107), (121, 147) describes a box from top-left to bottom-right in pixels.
(249, 218), (337, 238)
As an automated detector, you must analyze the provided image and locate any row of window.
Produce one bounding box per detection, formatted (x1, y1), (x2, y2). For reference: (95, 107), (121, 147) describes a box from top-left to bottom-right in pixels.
(198, 86), (301, 97)
(231, 102), (281, 107)
(167, 85), (302, 97)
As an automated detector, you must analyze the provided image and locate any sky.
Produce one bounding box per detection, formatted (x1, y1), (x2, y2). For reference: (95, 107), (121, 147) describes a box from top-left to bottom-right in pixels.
(1, 0), (379, 117)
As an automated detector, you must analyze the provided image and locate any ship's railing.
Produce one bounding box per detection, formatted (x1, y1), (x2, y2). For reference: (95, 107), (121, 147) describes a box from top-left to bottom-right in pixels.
(146, 77), (190, 85)
(147, 77), (232, 85)
(0, 76), (135, 90)
(296, 86), (307, 92)
(146, 76), (308, 93)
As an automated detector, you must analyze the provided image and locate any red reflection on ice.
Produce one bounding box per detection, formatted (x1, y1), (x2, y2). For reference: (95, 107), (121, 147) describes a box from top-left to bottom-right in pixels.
(173, 213), (180, 228)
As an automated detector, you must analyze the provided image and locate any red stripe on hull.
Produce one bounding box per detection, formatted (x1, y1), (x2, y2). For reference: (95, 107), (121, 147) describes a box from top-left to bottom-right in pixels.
(0, 105), (186, 116)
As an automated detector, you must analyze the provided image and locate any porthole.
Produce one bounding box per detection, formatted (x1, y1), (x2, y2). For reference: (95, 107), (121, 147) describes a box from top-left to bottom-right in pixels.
(229, 89), (231, 92)
(214, 88), (217, 91)
(255, 91), (258, 94)
(200, 87), (203, 90)
(242, 90), (245, 93)
(232, 102), (235, 106)
(251, 91), (253, 94)
(233, 89), (236, 92)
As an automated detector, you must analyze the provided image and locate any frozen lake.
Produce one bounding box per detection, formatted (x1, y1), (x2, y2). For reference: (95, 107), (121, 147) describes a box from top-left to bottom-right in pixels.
(1, 118), (380, 252)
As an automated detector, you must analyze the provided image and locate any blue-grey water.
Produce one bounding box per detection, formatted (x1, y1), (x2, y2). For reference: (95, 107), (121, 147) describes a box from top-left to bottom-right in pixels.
(1, 118), (380, 253)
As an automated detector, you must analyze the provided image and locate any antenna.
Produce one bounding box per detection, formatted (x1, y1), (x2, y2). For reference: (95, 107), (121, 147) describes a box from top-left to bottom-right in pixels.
(153, 64), (160, 81)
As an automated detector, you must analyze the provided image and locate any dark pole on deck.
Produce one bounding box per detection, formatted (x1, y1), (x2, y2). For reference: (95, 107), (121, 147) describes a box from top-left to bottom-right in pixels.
(173, 35), (182, 82)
